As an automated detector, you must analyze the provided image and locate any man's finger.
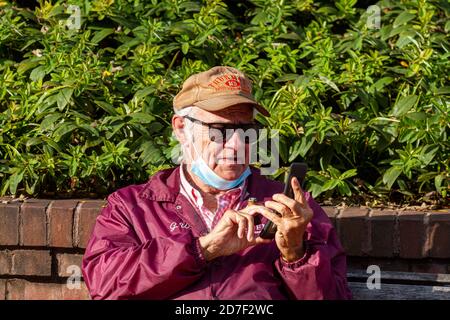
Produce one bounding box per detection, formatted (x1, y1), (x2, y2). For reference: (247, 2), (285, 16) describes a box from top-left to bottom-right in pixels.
(271, 193), (298, 212)
(291, 177), (304, 203)
(256, 205), (282, 225)
(255, 237), (272, 245)
(245, 213), (255, 242)
(236, 214), (247, 239)
(237, 211), (255, 242)
(265, 200), (292, 218)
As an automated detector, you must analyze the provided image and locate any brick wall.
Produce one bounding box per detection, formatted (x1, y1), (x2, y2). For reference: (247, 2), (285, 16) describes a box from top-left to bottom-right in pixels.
(0, 197), (449, 300)
(0, 198), (105, 300)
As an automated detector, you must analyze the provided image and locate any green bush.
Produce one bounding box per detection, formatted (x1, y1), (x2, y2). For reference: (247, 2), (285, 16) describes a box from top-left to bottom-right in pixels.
(0, 0), (449, 205)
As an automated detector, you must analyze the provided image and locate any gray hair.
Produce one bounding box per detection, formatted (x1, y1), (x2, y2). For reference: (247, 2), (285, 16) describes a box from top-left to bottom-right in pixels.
(174, 106), (198, 139)
(173, 106), (198, 163)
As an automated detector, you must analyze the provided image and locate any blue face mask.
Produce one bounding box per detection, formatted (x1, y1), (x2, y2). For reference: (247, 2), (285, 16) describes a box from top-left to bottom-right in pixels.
(191, 156), (251, 190)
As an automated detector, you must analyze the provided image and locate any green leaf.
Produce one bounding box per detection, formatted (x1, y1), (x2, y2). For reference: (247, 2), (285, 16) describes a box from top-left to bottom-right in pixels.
(327, 167), (341, 179)
(25, 137), (43, 147)
(322, 179), (340, 191)
(41, 136), (62, 153)
(30, 65), (46, 82)
(78, 124), (99, 137)
(91, 28), (115, 44)
(393, 12), (415, 28)
(371, 77), (393, 91)
(405, 112), (427, 121)
(297, 135), (315, 158)
(391, 95), (418, 117)
(275, 74), (299, 82)
(307, 182), (321, 198)
(419, 145), (439, 165)
(251, 11), (267, 25)
(181, 42), (189, 55)
(139, 141), (164, 165)
(40, 113), (62, 131)
(53, 122), (78, 141)
(434, 87), (450, 95)
(318, 75), (340, 92)
(435, 174), (444, 190)
(56, 88), (74, 110)
(134, 86), (156, 100)
(418, 172), (437, 182)
(339, 169), (357, 180)
(129, 113), (155, 124)
(383, 166), (402, 189)
(17, 58), (42, 74)
(445, 20), (450, 32)
(337, 181), (352, 196)
(9, 170), (25, 195)
(95, 101), (118, 116)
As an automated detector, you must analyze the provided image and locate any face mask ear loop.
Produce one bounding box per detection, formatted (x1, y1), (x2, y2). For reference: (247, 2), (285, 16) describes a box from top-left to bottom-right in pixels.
(190, 124), (203, 164)
(183, 117), (199, 165)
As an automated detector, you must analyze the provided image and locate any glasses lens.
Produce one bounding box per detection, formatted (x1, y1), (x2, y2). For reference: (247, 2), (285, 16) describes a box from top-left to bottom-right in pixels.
(208, 124), (263, 144)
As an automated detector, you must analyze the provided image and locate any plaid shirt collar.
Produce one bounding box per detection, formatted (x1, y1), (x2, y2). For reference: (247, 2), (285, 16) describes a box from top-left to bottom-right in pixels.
(179, 164), (249, 231)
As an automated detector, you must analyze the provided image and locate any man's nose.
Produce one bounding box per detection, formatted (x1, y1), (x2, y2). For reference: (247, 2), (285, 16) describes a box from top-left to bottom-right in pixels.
(224, 130), (246, 150)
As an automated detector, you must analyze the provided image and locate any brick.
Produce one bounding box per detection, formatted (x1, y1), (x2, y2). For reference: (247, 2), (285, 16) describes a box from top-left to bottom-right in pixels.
(57, 253), (83, 277)
(62, 281), (91, 300)
(75, 200), (105, 248)
(369, 210), (397, 257)
(0, 202), (20, 245)
(0, 250), (11, 274)
(426, 211), (450, 258)
(0, 279), (5, 300)
(21, 199), (50, 246)
(410, 261), (448, 274)
(11, 250), (51, 276)
(398, 211), (426, 258)
(48, 200), (79, 248)
(337, 207), (369, 256)
(322, 206), (339, 229)
(6, 279), (90, 300)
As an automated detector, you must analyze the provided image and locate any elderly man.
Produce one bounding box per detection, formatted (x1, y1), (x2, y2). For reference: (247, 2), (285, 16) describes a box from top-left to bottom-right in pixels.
(82, 66), (352, 300)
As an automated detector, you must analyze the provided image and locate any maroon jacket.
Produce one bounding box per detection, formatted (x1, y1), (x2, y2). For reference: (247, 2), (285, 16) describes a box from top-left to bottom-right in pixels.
(82, 166), (352, 300)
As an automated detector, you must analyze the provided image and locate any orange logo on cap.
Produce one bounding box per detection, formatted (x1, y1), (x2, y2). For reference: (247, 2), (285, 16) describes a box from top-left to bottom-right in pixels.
(208, 73), (251, 94)
(225, 79), (240, 87)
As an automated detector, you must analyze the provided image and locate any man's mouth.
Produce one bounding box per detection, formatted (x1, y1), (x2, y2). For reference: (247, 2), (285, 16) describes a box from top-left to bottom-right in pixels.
(217, 156), (245, 164)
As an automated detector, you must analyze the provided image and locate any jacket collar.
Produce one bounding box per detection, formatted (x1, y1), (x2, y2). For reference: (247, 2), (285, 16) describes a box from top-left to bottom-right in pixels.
(138, 166), (181, 202)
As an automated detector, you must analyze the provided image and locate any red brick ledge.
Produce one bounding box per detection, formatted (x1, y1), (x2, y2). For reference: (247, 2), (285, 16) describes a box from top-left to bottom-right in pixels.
(0, 198), (449, 300)
(0, 198), (449, 257)
(323, 207), (450, 259)
(0, 198), (107, 249)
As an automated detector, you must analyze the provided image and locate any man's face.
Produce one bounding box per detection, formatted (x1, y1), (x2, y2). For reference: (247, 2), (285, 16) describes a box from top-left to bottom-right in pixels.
(186, 104), (255, 181)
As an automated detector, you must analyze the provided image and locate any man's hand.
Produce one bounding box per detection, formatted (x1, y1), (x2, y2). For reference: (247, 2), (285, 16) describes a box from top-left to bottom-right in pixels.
(259, 177), (314, 262)
(199, 208), (271, 261)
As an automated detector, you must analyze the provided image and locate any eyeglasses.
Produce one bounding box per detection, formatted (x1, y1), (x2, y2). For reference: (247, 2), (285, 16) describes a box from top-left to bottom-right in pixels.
(183, 115), (264, 143)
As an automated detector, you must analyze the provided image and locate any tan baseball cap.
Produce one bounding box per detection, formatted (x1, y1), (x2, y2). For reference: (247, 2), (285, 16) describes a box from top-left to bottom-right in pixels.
(173, 66), (270, 116)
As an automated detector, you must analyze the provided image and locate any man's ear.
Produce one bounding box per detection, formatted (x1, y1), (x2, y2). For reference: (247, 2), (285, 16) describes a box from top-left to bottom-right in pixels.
(172, 115), (187, 144)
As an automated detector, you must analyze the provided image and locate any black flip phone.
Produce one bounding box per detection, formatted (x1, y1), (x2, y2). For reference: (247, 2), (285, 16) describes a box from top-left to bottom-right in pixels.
(259, 162), (308, 239)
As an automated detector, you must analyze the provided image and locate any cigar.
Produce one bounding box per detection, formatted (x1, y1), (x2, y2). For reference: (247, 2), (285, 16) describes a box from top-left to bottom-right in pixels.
(247, 197), (258, 207)
(245, 197), (262, 225)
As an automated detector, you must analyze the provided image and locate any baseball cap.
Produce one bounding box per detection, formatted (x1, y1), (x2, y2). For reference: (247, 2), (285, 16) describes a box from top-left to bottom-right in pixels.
(173, 66), (270, 117)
